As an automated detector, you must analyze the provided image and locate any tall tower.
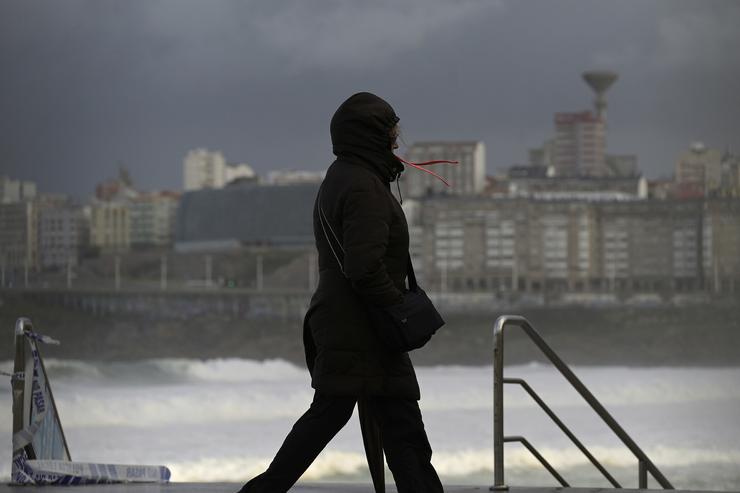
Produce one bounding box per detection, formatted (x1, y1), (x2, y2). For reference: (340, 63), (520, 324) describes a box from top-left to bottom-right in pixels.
(553, 111), (605, 177)
(582, 71), (618, 121)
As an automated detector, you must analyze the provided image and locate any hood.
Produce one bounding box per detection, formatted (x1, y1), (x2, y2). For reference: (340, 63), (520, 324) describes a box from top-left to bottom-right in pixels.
(330, 92), (405, 183)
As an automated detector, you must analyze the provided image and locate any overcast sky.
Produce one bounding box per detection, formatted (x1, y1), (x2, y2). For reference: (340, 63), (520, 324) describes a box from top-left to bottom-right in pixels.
(1, 0), (738, 198)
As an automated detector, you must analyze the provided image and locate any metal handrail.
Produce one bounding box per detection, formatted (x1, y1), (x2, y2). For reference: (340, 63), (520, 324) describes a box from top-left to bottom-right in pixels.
(503, 436), (569, 487)
(492, 315), (674, 490)
(504, 377), (621, 488)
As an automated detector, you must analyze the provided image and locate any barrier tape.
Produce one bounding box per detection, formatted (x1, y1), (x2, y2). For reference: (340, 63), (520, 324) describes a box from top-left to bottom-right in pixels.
(12, 344), (50, 452)
(24, 331), (61, 345)
(1, 370), (25, 382)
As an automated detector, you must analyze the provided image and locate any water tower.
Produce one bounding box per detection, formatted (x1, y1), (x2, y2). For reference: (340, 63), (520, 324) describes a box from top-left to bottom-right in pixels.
(582, 70), (618, 120)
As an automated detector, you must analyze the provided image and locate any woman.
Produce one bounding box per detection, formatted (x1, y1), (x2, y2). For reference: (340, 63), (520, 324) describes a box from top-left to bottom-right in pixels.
(238, 92), (443, 493)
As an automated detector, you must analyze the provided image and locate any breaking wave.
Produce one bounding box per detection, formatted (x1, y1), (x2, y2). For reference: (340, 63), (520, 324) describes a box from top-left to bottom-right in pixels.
(166, 446), (740, 483)
(3, 358), (740, 403)
(0, 358), (307, 385)
(2, 359), (739, 488)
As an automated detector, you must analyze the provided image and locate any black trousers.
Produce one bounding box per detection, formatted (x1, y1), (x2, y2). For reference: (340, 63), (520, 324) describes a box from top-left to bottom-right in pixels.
(238, 391), (443, 493)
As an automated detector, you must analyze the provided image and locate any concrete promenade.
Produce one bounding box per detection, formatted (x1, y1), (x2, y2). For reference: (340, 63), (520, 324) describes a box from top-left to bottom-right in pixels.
(0, 484), (726, 493)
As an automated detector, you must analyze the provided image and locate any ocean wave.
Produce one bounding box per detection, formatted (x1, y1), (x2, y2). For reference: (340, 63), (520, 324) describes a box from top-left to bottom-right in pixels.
(168, 451), (367, 483)
(149, 358), (307, 383)
(2, 357), (740, 489)
(5, 357), (740, 401)
(423, 364), (740, 409)
(2, 359), (740, 430)
(47, 387), (315, 429)
(165, 446), (740, 482)
(0, 358), (308, 385)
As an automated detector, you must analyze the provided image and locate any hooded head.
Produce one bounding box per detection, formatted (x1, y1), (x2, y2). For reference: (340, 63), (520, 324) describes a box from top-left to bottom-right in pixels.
(330, 92), (405, 182)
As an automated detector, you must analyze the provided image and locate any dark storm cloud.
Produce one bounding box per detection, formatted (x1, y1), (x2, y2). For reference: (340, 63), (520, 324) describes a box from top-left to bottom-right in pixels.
(590, 1), (740, 173)
(1, 0), (738, 197)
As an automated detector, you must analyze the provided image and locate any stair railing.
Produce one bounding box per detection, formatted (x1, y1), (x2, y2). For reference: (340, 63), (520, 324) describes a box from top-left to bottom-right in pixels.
(491, 315), (673, 490)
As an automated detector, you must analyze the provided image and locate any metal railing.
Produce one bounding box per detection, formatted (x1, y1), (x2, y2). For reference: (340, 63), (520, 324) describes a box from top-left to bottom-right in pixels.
(491, 315), (674, 490)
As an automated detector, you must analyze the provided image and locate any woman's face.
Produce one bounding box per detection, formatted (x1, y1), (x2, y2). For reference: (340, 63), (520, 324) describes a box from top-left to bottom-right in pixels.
(389, 124), (400, 151)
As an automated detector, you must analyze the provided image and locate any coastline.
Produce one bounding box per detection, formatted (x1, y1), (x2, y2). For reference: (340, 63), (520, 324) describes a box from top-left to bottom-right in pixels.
(2, 292), (738, 366)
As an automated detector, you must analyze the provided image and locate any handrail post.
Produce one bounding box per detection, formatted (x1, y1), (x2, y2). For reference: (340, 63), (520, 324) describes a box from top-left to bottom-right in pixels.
(639, 460), (648, 488)
(492, 316), (507, 490)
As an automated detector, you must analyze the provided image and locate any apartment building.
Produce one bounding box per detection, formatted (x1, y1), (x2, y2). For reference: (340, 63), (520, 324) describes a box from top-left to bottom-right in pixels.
(675, 142), (723, 193)
(412, 195), (738, 295)
(183, 148), (256, 191)
(401, 141), (486, 198)
(89, 202), (130, 253)
(129, 192), (180, 247)
(0, 201), (38, 272)
(553, 111), (606, 177)
(0, 176), (36, 204)
(38, 206), (88, 268)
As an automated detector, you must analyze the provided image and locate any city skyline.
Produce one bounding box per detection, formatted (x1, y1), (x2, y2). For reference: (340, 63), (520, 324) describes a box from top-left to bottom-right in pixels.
(2, 1), (739, 198)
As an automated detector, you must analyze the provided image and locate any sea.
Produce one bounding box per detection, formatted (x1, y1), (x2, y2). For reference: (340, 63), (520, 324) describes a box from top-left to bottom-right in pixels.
(1, 358), (739, 490)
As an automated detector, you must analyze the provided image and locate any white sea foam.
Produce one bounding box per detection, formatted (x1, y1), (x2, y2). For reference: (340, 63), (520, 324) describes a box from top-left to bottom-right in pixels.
(168, 451), (370, 483)
(418, 364), (740, 410)
(5, 357), (740, 405)
(1, 359), (739, 488)
(1, 357), (307, 384)
(160, 446), (740, 483)
(50, 386), (315, 428)
(146, 358), (307, 383)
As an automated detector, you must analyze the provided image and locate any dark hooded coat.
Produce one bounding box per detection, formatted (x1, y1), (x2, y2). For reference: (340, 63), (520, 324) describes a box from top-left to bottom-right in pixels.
(303, 92), (420, 400)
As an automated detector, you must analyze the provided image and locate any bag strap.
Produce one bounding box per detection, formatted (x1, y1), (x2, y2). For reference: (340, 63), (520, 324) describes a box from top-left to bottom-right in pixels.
(406, 254), (418, 291)
(317, 187), (346, 277)
(318, 185), (418, 291)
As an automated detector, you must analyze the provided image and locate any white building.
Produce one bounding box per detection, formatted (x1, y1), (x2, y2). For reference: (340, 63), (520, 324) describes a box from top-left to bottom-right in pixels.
(184, 148), (227, 191)
(183, 149), (256, 191)
(226, 163), (257, 184)
(89, 201), (130, 253)
(129, 192), (180, 247)
(1, 176), (36, 204)
(401, 141), (486, 198)
(0, 201), (38, 273)
(675, 142), (724, 194)
(39, 207), (87, 268)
